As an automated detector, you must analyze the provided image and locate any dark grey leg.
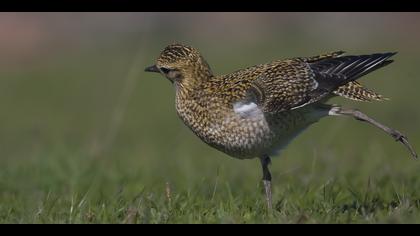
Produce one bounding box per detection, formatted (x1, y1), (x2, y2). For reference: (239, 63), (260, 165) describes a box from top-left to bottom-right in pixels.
(329, 106), (417, 159)
(260, 155), (272, 210)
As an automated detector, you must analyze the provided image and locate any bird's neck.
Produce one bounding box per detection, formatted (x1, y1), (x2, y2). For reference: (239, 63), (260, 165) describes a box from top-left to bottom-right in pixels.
(175, 66), (214, 96)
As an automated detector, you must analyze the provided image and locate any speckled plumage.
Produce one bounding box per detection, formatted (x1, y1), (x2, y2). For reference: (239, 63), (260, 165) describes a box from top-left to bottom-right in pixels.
(147, 44), (396, 159)
(146, 44), (417, 209)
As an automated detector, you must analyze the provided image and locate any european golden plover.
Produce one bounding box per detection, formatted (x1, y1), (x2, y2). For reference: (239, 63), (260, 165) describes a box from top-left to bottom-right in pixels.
(145, 43), (417, 209)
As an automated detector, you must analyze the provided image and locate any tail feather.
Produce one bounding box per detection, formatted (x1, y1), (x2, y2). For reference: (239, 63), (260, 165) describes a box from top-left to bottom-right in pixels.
(333, 81), (388, 102)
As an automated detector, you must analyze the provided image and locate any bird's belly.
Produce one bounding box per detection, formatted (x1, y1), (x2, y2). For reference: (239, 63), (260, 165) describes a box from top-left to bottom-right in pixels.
(181, 107), (324, 159)
(205, 114), (273, 159)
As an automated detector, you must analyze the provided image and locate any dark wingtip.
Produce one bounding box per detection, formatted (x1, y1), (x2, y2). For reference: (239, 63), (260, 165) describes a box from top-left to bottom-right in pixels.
(382, 52), (398, 59)
(381, 60), (394, 67)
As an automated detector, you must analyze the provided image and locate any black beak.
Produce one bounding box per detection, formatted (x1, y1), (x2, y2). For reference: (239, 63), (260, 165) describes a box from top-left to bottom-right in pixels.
(145, 65), (160, 73)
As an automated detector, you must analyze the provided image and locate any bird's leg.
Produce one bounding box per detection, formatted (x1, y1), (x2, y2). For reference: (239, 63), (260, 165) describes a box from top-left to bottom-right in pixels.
(260, 155), (273, 210)
(329, 106), (417, 158)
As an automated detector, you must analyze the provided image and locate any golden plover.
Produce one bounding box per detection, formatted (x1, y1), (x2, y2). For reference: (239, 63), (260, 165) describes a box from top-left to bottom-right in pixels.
(145, 44), (417, 209)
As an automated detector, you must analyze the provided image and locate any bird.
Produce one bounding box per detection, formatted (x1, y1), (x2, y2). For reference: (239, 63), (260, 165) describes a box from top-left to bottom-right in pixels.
(145, 43), (417, 210)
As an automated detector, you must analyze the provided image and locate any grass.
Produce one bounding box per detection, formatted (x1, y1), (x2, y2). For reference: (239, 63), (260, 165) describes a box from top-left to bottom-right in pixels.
(2, 149), (420, 223)
(1, 28), (420, 223)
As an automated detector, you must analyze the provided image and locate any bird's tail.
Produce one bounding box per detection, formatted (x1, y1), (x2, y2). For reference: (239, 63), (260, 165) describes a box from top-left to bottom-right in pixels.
(333, 81), (388, 102)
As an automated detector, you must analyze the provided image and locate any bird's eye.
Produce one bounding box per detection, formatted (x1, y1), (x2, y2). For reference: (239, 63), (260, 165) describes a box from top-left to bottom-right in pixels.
(160, 67), (171, 74)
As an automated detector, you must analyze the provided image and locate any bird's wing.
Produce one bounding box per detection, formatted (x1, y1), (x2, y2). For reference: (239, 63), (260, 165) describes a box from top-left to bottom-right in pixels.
(244, 52), (396, 114)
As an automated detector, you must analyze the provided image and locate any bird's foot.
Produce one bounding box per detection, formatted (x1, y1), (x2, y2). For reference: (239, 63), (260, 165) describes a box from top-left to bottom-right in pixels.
(390, 130), (418, 159)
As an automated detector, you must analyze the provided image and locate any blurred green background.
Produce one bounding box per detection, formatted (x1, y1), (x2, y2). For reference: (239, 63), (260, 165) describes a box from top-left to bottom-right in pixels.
(1, 12), (419, 223)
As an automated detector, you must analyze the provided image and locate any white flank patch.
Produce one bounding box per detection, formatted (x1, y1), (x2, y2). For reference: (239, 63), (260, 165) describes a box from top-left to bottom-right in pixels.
(233, 101), (262, 118)
(234, 102), (257, 113)
(328, 107), (341, 116)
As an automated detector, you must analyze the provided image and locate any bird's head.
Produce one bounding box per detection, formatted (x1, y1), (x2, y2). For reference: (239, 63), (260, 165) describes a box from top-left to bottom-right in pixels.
(145, 43), (213, 87)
